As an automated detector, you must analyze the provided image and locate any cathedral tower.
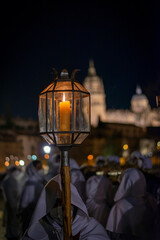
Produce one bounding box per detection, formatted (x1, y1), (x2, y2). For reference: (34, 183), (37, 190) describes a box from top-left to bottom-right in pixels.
(83, 60), (107, 127)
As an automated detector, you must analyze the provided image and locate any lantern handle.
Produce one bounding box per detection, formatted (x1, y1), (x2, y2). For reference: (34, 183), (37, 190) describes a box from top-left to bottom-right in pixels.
(52, 68), (59, 80)
(71, 69), (80, 80)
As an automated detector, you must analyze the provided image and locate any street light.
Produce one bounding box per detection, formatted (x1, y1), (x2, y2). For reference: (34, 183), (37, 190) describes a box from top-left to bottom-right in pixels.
(39, 68), (91, 239)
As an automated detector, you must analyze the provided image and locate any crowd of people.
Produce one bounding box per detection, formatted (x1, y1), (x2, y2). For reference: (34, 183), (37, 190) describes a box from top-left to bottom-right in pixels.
(1, 151), (160, 240)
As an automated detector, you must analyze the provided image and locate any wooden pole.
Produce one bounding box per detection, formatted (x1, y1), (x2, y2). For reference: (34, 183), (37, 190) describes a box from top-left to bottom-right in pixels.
(60, 149), (72, 240)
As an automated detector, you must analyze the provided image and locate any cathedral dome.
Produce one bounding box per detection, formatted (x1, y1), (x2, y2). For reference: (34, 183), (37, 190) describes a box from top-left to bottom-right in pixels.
(131, 85), (150, 113)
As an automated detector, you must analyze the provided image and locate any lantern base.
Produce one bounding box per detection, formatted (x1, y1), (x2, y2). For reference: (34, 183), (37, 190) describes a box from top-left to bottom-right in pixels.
(60, 148), (71, 166)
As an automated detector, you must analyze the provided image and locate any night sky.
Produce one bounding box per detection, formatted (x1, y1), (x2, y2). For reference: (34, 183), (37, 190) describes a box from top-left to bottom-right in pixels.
(0, 1), (160, 120)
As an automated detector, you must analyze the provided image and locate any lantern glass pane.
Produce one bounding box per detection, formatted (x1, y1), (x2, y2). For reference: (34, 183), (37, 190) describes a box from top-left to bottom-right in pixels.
(73, 83), (79, 90)
(47, 92), (53, 132)
(74, 82), (88, 93)
(41, 83), (55, 94)
(54, 81), (73, 91)
(74, 133), (89, 144)
(74, 133), (79, 140)
(81, 93), (90, 131)
(48, 133), (55, 143)
(54, 133), (72, 145)
(39, 94), (46, 133)
(54, 91), (73, 132)
(41, 134), (54, 144)
(74, 92), (80, 131)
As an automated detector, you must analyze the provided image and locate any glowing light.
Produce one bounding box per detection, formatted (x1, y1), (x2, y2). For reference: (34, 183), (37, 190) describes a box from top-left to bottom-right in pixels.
(4, 161), (9, 167)
(63, 93), (65, 102)
(43, 146), (51, 154)
(59, 95), (70, 131)
(87, 154), (93, 161)
(120, 157), (126, 166)
(44, 154), (49, 159)
(19, 160), (25, 166)
(108, 171), (122, 176)
(157, 141), (160, 147)
(123, 144), (128, 150)
(32, 155), (37, 161)
(15, 161), (19, 166)
(157, 141), (160, 150)
(96, 171), (104, 176)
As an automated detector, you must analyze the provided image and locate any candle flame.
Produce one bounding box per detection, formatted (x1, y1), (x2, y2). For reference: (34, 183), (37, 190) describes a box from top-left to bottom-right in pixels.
(63, 93), (65, 102)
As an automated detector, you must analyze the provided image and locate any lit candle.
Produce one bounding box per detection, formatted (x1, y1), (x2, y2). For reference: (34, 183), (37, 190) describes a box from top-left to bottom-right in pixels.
(59, 94), (70, 131)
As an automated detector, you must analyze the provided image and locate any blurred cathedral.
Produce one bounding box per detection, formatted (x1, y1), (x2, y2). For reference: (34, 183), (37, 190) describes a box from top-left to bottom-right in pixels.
(83, 60), (160, 128)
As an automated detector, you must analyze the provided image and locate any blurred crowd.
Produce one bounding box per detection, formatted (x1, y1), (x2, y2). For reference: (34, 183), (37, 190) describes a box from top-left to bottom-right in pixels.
(1, 151), (160, 240)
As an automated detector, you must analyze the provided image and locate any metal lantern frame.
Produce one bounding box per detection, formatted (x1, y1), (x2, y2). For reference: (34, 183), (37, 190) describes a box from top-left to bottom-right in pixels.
(39, 69), (91, 149)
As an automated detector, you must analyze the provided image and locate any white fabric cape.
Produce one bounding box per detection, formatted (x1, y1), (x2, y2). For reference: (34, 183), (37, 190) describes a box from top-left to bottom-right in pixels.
(23, 174), (110, 240)
(106, 168), (158, 239)
(86, 175), (113, 227)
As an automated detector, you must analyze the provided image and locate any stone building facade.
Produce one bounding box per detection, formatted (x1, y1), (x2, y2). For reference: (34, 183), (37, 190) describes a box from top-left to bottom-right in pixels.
(83, 60), (160, 128)
(0, 117), (45, 172)
(70, 61), (160, 164)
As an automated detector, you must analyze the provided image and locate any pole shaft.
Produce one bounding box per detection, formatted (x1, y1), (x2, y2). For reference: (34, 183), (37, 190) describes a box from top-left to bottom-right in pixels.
(61, 150), (72, 240)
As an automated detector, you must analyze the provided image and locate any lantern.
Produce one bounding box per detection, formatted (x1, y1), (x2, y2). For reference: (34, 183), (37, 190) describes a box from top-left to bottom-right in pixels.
(38, 69), (91, 240)
(39, 69), (90, 147)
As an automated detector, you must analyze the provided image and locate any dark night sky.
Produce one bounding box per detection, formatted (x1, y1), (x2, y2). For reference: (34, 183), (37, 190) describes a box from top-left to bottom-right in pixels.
(0, 1), (160, 120)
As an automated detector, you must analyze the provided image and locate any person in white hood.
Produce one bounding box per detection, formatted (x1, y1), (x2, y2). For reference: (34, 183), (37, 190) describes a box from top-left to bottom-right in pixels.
(70, 158), (86, 203)
(129, 151), (152, 170)
(45, 157), (86, 203)
(106, 168), (160, 240)
(22, 174), (110, 240)
(95, 155), (107, 167)
(1, 167), (21, 240)
(44, 154), (61, 182)
(85, 174), (113, 228)
(19, 160), (45, 235)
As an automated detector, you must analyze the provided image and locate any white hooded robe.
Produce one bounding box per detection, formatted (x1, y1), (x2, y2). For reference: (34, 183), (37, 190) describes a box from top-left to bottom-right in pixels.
(22, 174), (110, 240)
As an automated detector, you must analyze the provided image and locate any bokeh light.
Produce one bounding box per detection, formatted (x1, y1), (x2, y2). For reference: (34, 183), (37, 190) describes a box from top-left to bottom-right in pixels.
(120, 157), (126, 166)
(4, 161), (9, 167)
(32, 155), (37, 161)
(43, 146), (51, 154)
(44, 154), (49, 159)
(19, 160), (25, 166)
(87, 154), (93, 160)
(15, 160), (19, 166)
(157, 141), (160, 150)
(123, 144), (128, 150)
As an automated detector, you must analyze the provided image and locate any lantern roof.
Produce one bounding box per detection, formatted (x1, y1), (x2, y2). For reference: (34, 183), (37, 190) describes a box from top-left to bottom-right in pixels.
(40, 69), (89, 94)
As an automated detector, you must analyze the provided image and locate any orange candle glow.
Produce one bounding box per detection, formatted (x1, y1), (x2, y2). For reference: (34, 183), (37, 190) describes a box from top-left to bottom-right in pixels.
(59, 94), (70, 131)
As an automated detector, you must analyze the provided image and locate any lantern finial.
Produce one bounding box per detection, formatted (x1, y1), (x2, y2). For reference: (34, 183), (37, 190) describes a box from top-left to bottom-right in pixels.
(71, 69), (80, 80)
(60, 69), (69, 79)
(52, 68), (59, 80)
